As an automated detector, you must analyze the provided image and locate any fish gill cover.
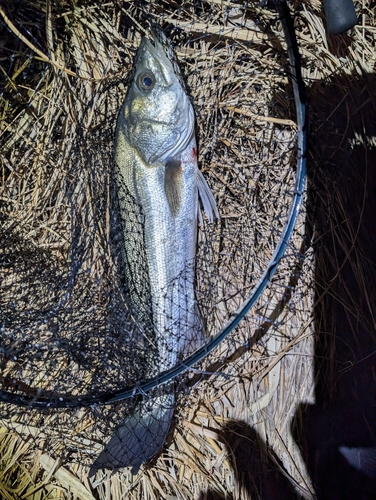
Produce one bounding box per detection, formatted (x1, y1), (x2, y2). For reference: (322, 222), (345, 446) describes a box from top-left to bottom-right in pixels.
(0, 0), (309, 489)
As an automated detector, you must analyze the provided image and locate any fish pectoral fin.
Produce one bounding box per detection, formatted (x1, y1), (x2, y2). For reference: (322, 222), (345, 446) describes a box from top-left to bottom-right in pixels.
(164, 157), (183, 217)
(197, 170), (219, 223)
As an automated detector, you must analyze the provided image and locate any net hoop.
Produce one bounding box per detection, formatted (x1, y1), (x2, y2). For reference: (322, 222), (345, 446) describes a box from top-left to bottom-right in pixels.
(0, 0), (306, 409)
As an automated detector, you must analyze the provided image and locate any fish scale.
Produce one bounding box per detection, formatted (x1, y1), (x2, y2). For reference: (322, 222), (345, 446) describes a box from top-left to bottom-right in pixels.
(89, 30), (218, 476)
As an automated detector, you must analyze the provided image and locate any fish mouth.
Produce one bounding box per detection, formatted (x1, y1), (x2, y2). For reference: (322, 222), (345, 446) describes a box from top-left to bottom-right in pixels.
(138, 29), (185, 88)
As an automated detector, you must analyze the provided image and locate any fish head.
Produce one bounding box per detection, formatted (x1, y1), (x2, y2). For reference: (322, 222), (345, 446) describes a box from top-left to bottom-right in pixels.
(118, 33), (194, 165)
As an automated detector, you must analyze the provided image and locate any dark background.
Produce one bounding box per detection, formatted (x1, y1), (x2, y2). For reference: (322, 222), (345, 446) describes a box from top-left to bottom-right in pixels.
(199, 41), (376, 500)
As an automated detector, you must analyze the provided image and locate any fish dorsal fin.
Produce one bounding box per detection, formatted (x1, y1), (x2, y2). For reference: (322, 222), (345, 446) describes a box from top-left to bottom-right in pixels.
(197, 170), (219, 224)
(164, 158), (183, 217)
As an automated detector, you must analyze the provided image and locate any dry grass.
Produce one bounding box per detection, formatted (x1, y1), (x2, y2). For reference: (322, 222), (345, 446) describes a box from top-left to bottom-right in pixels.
(0, 0), (375, 499)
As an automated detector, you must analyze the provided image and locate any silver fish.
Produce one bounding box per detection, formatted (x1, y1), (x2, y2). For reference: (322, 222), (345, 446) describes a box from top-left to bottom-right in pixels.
(90, 30), (218, 476)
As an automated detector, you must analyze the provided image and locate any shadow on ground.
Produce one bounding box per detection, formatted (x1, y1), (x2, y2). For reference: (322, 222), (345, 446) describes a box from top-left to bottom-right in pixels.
(292, 68), (376, 500)
(197, 421), (302, 499)
(198, 50), (376, 500)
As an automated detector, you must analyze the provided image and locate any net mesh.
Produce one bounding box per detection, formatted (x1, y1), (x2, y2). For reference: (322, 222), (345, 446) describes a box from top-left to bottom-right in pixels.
(0, 0), (309, 490)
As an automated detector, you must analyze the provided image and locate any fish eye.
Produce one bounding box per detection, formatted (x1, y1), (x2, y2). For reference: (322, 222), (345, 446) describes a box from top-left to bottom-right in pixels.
(137, 72), (155, 91)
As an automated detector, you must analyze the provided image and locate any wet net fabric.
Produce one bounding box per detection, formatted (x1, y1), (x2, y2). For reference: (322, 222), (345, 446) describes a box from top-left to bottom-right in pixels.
(0, 1), (302, 472)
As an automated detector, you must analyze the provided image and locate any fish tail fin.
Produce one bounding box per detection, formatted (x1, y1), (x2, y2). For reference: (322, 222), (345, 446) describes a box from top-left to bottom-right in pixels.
(89, 390), (175, 477)
(197, 170), (219, 223)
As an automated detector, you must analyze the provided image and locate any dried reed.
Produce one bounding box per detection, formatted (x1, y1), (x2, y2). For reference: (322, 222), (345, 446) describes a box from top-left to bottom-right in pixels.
(0, 0), (374, 499)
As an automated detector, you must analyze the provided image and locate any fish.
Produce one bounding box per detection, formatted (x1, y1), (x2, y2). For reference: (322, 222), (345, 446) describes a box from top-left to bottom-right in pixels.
(89, 29), (218, 477)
